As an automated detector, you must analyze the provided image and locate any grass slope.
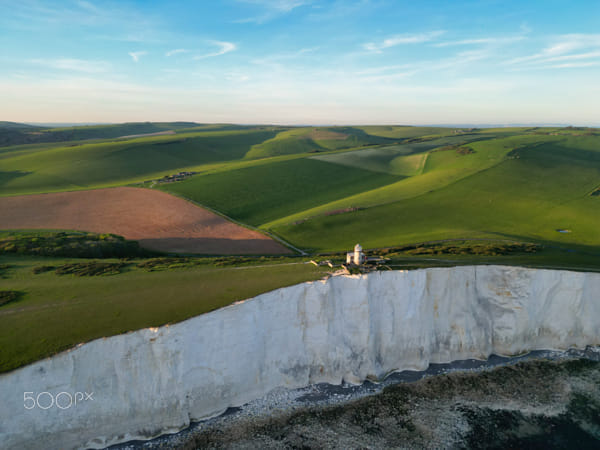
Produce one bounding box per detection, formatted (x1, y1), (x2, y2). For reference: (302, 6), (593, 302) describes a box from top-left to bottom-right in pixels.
(244, 127), (394, 159)
(160, 158), (401, 226)
(0, 255), (327, 373)
(262, 134), (521, 228)
(356, 125), (460, 139)
(0, 122), (200, 147)
(271, 135), (600, 252)
(0, 129), (279, 195)
(311, 134), (491, 175)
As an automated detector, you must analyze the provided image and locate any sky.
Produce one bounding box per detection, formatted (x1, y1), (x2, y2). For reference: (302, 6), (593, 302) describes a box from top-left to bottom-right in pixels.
(1, 0), (599, 125)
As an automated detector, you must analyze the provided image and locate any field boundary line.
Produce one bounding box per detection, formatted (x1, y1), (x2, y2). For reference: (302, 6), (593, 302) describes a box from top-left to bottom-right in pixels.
(154, 187), (307, 255)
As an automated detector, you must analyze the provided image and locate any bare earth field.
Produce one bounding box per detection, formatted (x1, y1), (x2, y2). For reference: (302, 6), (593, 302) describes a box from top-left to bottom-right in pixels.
(0, 187), (290, 255)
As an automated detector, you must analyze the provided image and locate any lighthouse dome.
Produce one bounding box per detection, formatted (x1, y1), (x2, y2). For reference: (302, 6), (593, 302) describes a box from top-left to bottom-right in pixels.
(354, 243), (362, 251)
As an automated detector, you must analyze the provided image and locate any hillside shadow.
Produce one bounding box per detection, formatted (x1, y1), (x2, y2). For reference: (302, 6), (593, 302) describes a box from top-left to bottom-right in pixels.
(137, 237), (292, 256)
(0, 170), (31, 187)
(489, 232), (600, 256)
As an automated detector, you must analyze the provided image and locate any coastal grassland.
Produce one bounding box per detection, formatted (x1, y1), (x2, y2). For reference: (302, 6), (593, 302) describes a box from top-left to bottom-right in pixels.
(0, 254), (328, 373)
(269, 134), (600, 252)
(0, 129), (279, 196)
(159, 158), (401, 226)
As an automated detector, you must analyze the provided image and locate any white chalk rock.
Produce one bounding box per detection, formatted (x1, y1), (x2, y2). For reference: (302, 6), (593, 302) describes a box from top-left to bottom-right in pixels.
(1, 266), (599, 449)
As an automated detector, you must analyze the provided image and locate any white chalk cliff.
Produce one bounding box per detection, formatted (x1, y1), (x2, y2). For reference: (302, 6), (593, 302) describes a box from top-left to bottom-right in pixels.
(1, 265), (599, 449)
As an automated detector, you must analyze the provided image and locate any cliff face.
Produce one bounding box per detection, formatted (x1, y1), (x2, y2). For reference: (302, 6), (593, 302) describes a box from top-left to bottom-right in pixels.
(1, 266), (599, 449)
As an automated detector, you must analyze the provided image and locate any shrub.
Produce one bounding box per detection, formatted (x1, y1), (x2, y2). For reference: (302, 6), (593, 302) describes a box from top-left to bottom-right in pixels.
(0, 232), (154, 258)
(54, 261), (127, 276)
(0, 290), (24, 307)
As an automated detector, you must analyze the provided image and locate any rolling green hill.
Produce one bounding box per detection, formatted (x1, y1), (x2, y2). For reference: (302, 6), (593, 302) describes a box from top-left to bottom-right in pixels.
(0, 129), (280, 195)
(0, 121), (201, 147)
(270, 134), (600, 252)
(2, 123), (599, 255)
(244, 126), (396, 159)
(160, 158), (400, 226)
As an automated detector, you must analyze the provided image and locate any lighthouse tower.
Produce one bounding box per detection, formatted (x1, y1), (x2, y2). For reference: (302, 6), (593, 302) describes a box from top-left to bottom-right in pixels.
(346, 243), (365, 265)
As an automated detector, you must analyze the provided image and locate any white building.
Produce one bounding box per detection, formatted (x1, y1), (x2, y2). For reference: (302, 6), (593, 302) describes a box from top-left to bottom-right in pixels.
(346, 243), (365, 265)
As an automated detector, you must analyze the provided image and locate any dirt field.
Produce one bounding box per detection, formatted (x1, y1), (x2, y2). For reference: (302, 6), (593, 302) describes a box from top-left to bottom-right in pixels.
(0, 187), (291, 255)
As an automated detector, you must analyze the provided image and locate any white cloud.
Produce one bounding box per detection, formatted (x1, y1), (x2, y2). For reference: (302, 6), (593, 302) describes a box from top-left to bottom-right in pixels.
(193, 41), (236, 59)
(29, 58), (111, 73)
(166, 48), (188, 57)
(128, 51), (147, 62)
(363, 31), (445, 53)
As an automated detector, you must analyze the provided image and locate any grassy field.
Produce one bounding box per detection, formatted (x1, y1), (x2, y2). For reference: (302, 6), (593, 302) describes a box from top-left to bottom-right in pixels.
(0, 121), (204, 147)
(270, 134), (600, 252)
(310, 134), (492, 175)
(160, 158), (401, 226)
(0, 129), (280, 195)
(0, 254), (329, 372)
(244, 126), (395, 159)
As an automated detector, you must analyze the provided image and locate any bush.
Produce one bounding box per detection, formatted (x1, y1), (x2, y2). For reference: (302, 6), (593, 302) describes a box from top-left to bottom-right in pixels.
(0, 290), (24, 307)
(54, 261), (127, 276)
(0, 232), (155, 258)
(32, 266), (56, 274)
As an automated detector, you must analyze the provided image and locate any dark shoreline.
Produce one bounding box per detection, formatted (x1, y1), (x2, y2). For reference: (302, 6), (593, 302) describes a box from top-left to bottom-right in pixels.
(111, 347), (600, 449)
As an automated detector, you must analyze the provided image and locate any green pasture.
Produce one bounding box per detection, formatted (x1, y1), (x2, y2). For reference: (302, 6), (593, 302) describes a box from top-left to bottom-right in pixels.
(356, 125), (460, 139)
(160, 158), (400, 226)
(0, 254), (328, 373)
(244, 126), (395, 159)
(271, 135), (600, 251)
(310, 134), (492, 175)
(0, 129), (279, 195)
(0, 121), (204, 148)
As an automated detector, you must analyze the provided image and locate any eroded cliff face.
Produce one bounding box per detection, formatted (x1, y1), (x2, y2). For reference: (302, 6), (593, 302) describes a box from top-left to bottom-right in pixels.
(1, 266), (599, 449)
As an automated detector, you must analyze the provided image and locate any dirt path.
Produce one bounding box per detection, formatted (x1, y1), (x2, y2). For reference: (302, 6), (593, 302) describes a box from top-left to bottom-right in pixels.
(0, 187), (291, 255)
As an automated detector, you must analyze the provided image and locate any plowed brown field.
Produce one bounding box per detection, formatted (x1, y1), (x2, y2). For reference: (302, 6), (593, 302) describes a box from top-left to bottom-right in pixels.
(0, 187), (291, 255)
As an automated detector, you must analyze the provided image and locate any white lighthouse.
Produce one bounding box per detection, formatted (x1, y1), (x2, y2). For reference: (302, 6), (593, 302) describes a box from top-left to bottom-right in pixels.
(346, 243), (365, 265)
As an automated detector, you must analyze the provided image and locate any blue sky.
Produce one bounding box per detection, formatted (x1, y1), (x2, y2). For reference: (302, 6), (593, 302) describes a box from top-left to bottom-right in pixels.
(1, 0), (599, 125)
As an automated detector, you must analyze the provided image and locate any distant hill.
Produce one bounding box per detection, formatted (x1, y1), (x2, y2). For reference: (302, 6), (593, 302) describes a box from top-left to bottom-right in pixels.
(0, 121), (201, 147)
(0, 121), (44, 130)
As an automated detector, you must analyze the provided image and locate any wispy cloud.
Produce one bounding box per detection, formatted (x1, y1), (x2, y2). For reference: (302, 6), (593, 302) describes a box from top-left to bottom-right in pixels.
(234, 0), (310, 23)
(29, 58), (111, 73)
(128, 51), (147, 62)
(549, 61), (600, 69)
(3, 0), (153, 31)
(506, 34), (600, 67)
(434, 36), (525, 47)
(193, 41), (236, 59)
(363, 31), (444, 53)
(166, 48), (188, 57)
(356, 48), (491, 82)
(75, 0), (100, 14)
